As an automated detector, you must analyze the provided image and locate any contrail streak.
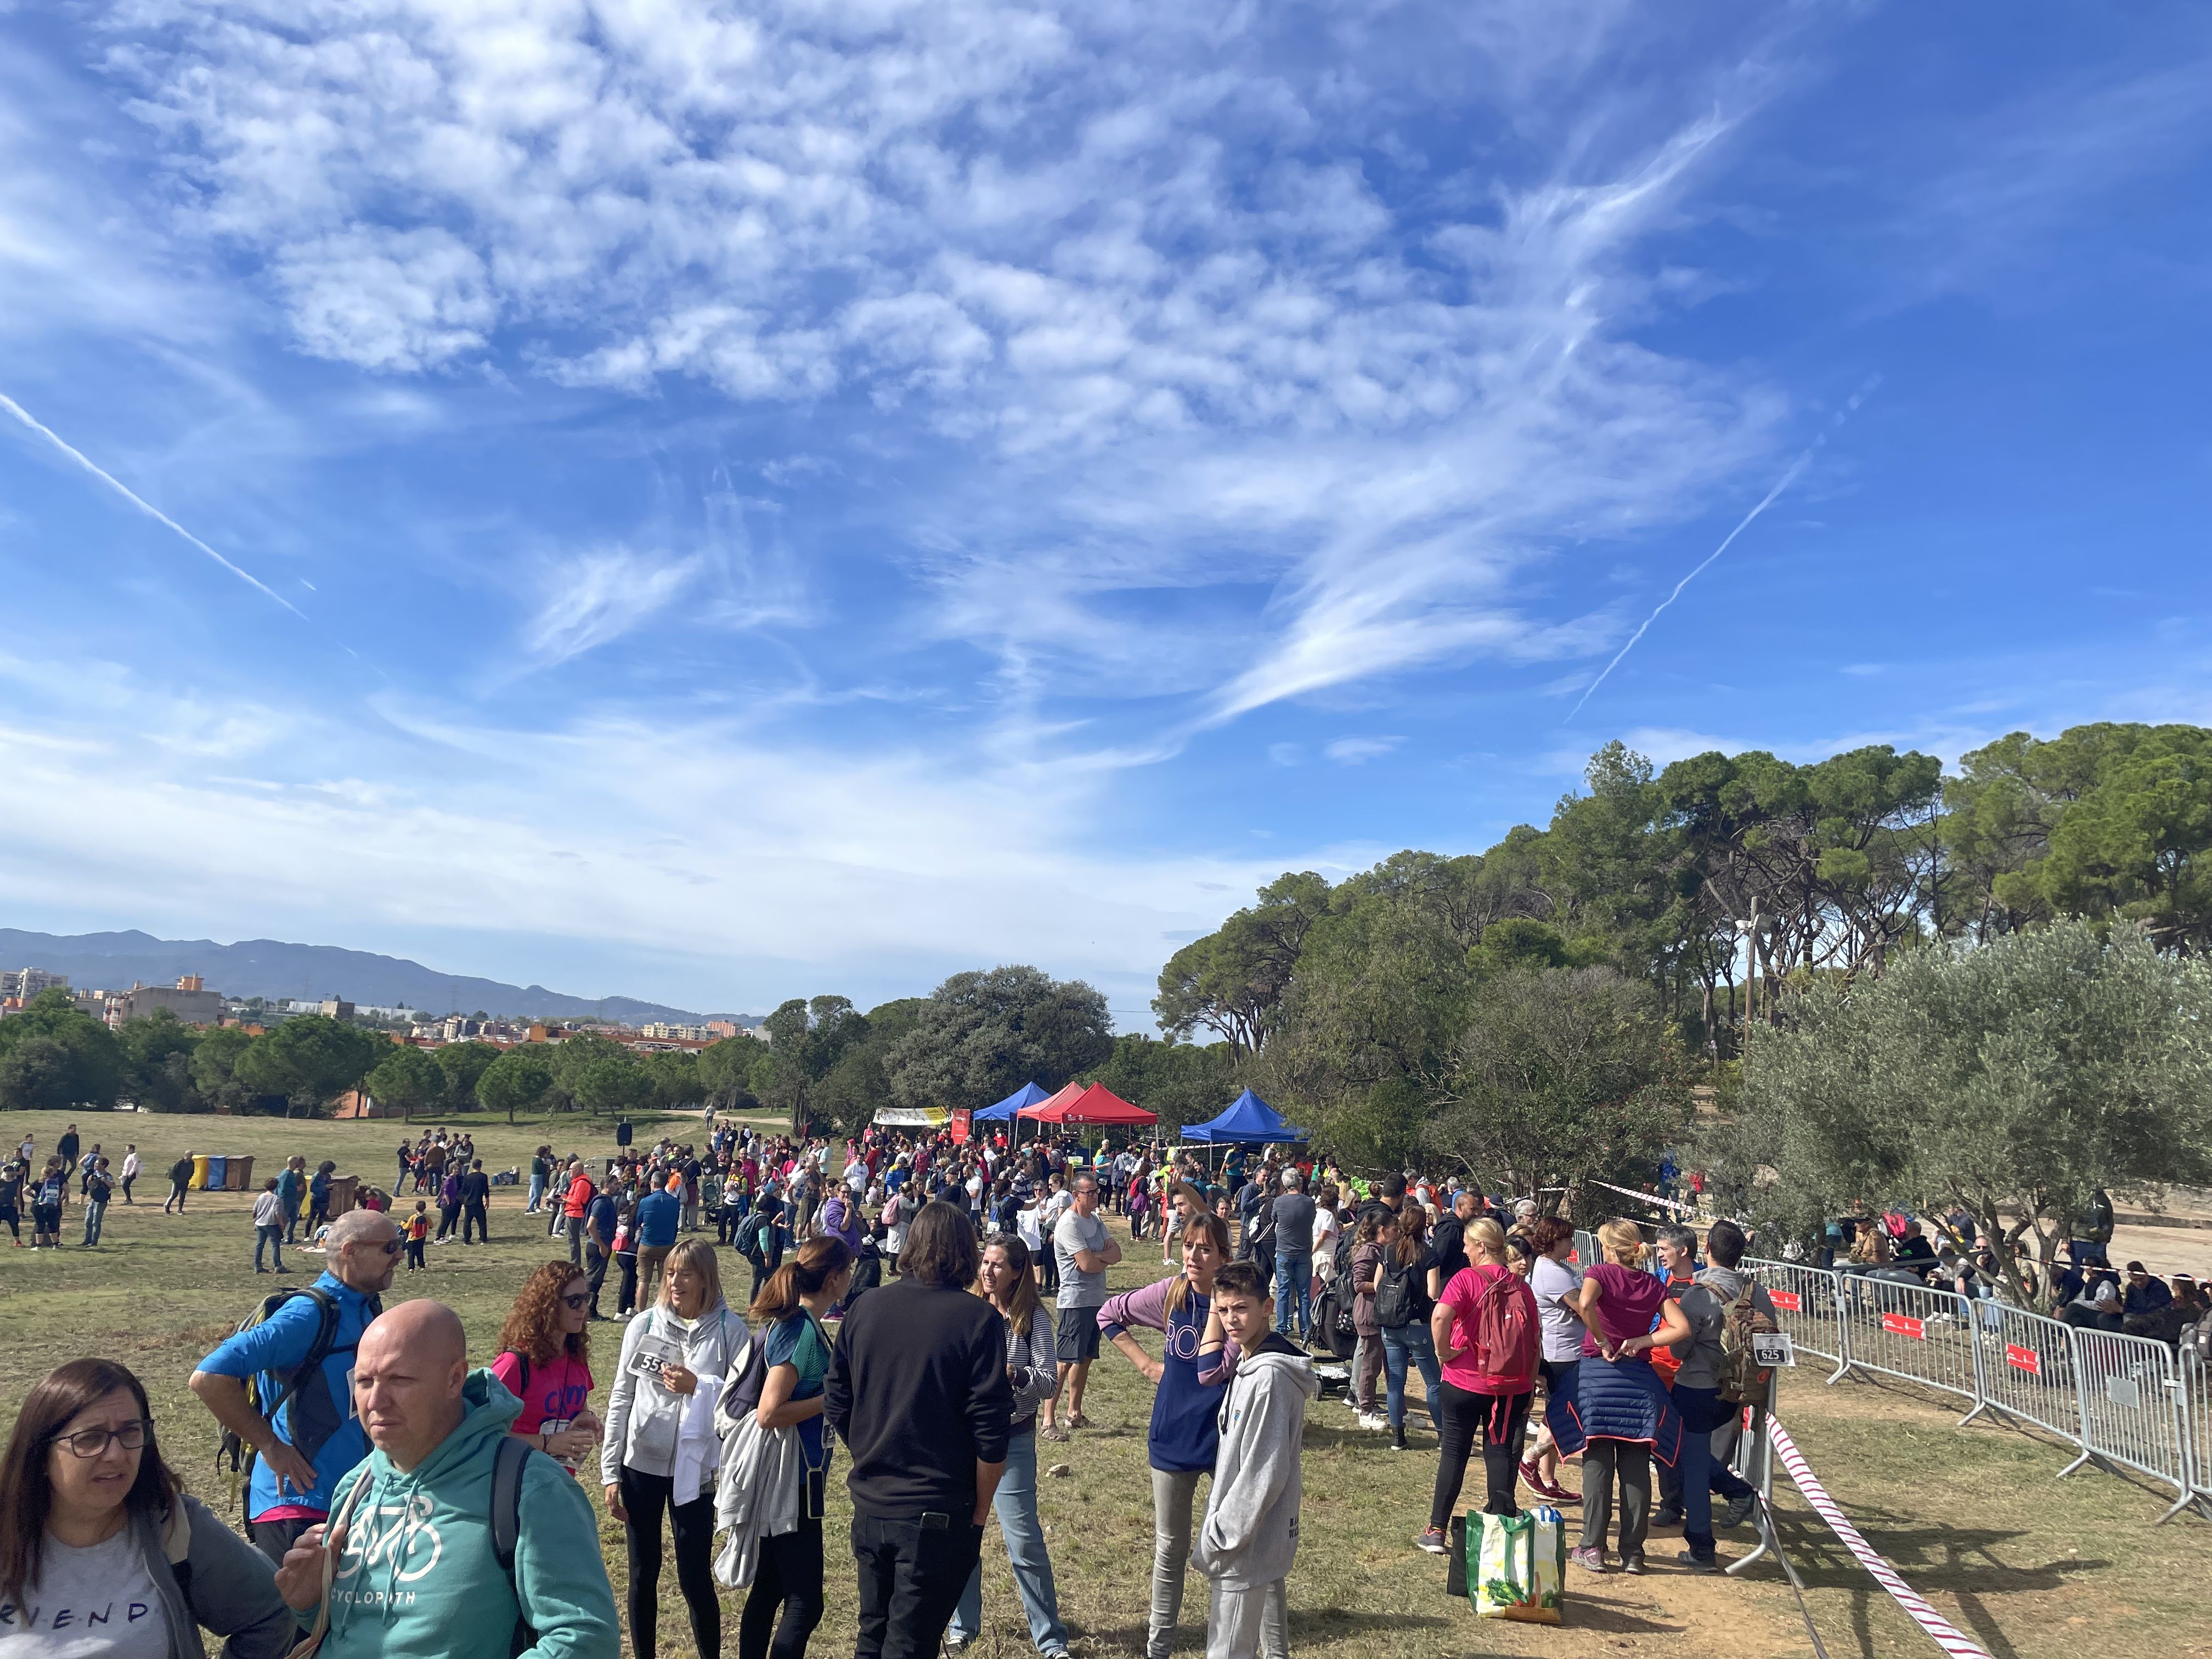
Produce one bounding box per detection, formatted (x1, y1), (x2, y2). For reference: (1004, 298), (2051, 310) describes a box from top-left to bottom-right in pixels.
(0, 392), (302, 617)
(1564, 452), (1807, 721)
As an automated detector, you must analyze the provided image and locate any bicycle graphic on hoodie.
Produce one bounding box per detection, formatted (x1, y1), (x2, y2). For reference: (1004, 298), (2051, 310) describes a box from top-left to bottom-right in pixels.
(333, 1492), (444, 1599)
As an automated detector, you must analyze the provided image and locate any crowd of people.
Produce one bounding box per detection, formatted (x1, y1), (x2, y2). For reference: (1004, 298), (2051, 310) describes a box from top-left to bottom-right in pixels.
(8, 1110), (2212, 1659)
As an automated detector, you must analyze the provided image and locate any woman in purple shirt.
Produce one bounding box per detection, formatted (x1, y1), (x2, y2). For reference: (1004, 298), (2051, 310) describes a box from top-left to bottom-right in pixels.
(1545, 1218), (1691, 1575)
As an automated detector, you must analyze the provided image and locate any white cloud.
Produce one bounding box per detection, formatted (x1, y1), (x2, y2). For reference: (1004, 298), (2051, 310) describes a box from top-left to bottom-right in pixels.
(521, 545), (699, 663)
(1323, 735), (1403, 764)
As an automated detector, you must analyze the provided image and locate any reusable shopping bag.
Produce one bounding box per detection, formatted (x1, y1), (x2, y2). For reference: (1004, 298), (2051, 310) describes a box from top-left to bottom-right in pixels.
(1468, 1506), (1567, 1623)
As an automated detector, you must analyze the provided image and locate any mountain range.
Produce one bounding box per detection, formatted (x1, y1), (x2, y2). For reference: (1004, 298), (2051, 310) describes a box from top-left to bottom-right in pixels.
(0, 928), (755, 1027)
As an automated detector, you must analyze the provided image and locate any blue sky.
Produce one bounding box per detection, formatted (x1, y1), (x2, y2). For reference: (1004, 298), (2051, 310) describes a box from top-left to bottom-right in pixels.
(2, 1), (2208, 1023)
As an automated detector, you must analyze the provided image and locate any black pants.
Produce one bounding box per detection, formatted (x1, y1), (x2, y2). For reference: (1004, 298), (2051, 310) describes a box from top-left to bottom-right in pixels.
(405, 1238), (427, 1269)
(463, 1201), (489, 1243)
(0, 1208), (18, 1240)
(1429, 1381), (1533, 1530)
(618, 1252), (640, 1315)
(436, 1204), (459, 1240)
(586, 1242), (612, 1312)
(165, 1180), (188, 1212)
(619, 1466), (720, 1659)
(249, 1514), (319, 1569)
(121, 1176), (136, 1203)
(850, 1511), (983, 1659)
(741, 1516), (823, 1659)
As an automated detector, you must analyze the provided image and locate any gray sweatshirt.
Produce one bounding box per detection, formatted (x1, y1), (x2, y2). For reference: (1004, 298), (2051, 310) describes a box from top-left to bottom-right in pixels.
(602, 1302), (746, 1482)
(1669, 1264), (1776, 1392)
(1189, 1335), (1319, 1590)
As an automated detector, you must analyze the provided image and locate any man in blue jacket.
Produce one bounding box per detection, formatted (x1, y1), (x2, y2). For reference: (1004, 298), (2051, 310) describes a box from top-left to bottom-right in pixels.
(193, 1209), (400, 1564)
(274, 1300), (619, 1659)
(633, 1177), (682, 1306)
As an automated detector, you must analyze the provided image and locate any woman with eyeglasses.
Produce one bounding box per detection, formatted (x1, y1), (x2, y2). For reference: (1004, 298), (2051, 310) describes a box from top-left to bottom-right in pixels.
(1, 1357), (291, 1659)
(491, 1262), (604, 1475)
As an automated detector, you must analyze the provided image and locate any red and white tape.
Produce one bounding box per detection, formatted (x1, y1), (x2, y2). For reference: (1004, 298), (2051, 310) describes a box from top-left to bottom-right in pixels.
(1767, 1418), (1992, 1659)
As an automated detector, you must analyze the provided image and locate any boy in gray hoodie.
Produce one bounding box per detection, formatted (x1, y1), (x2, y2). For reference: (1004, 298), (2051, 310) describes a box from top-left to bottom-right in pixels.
(1190, 1261), (1318, 1659)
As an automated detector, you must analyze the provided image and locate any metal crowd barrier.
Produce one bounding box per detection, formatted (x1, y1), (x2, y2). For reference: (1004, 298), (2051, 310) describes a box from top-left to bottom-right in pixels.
(1738, 1256), (2210, 1524)
(1571, 1229), (1601, 1269)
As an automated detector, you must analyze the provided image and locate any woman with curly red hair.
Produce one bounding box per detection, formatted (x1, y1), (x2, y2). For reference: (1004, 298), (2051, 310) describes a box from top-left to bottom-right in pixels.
(491, 1261), (603, 1473)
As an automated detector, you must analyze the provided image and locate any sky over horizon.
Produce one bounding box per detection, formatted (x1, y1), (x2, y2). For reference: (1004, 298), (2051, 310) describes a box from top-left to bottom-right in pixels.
(2, 1), (2209, 1023)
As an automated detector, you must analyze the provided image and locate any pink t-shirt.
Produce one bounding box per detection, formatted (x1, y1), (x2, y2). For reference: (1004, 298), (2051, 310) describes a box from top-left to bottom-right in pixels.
(1438, 1263), (1538, 1395)
(490, 1349), (595, 1437)
(1580, 1262), (1666, 1357)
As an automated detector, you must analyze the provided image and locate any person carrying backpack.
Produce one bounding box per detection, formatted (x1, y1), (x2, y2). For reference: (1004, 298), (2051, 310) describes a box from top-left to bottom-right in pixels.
(189, 1209), (399, 1565)
(1663, 1219), (1774, 1570)
(1375, 1205), (1444, 1448)
(1419, 1217), (1539, 1553)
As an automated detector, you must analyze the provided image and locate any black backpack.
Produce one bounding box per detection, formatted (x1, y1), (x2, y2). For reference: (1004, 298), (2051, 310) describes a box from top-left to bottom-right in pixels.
(1374, 1254), (1418, 1329)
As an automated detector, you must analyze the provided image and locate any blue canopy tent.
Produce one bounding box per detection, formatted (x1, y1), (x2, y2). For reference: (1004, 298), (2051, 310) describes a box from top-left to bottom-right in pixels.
(1183, 1088), (1306, 1145)
(973, 1082), (1050, 1122)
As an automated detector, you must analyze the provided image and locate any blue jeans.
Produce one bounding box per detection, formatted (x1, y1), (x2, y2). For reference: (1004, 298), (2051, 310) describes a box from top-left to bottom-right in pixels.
(1274, 1254), (1313, 1339)
(950, 1429), (1067, 1654)
(1669, 1385), (1750, 1554)
(526, 1175), (546, 1212)
(254, 1224), (285, 1271)
(82, 1200), (107, 1245)
(1382, 1323), (1443, 1432)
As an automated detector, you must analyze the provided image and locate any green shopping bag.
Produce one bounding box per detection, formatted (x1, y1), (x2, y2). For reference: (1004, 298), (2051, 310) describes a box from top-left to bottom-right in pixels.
(1464, 1507), (1566, 1624)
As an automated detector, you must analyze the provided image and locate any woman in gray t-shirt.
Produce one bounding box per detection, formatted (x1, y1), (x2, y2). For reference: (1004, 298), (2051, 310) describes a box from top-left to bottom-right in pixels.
(1522, 1219), (1586, 1504)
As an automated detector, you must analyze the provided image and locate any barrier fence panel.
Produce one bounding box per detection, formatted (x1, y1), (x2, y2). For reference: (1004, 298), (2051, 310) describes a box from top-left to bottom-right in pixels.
(1961, 1301), (2084, 1446)
(1572, 1229), (1600, 1270)
(1834, 1273), (1983, 1414)
(2064, 1324), (2193, 1520)
(1743, 1257), (1848, 1380)
(2182, 1348), (2212, 1518)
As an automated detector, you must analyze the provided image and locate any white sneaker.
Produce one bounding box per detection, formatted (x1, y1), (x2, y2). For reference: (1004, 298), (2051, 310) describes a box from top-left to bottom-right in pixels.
(1357, 1412), (1387, 1431)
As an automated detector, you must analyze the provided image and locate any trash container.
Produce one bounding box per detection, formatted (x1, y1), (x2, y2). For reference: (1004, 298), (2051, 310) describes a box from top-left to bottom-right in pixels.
(327, 1174), (360, 1217)
(191, 1153), (212, 1190)
(205, 1155), (228, 1190)
(227, 1155), (256, 1191)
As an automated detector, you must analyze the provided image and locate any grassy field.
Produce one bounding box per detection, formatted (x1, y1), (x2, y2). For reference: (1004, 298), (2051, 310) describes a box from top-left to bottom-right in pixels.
(3, 1107), (2207, 1659)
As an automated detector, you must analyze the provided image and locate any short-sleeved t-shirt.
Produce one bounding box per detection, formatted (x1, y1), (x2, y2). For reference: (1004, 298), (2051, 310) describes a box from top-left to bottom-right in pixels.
(1529, 1254), (1586, 1363)
(764, 1313), (833, 1466)
(1271, 1193), (1317, 1258)
(0, 1523), (166, 1659)
(1438, 1263), (1538, 1395)
(1054, 1209), (1111, 1309)
(1581, 1261), (1666, 1356)
(196, 1272), (379, 1520)
(489, 1348), (595, 1440)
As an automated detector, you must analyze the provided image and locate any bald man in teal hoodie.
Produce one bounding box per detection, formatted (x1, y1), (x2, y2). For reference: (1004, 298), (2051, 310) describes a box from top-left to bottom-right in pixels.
(275, 1301), (619, 1659)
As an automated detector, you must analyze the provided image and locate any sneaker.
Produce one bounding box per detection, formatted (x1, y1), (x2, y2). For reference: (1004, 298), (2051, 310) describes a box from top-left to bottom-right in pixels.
(1519, 1458), (1544, 1487)
(1652, 1503), (1683, 1527)
(1390, 1425), (1408, 1452)
(1720, 1492), (1757, 1530)
(1620, 1553), (1646, 1576)
(1357, 1412), (1389, 1431)
(1570, 1547), (1610, 1574)
(1416, 1527), (1448, 1555)
(1677, 1550), (1722, 1574)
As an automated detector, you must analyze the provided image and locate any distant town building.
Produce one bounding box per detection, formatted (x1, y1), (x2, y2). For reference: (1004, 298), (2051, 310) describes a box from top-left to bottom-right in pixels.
(122, 975), (225, 1026)
(319, 998), (355, 1021)
(641, 1021), (712, 1041)
(0, 967), (67, 1001)
(706, 1019), (741, 1039)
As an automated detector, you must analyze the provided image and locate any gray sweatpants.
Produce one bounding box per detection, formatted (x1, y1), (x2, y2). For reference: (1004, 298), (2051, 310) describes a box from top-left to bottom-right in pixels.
(1204, 1577), (1288, 1659)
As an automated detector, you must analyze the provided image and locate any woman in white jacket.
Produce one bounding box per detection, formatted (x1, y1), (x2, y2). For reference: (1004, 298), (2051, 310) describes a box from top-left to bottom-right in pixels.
(603, 1238), (746, 1659)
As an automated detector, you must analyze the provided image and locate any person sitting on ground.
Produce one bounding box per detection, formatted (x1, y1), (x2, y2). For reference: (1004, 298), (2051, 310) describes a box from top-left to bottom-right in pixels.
(273, 1301), (620, 1659)
(2120, 1261), (2176, 1340)
(1, 1358), (292, 1659)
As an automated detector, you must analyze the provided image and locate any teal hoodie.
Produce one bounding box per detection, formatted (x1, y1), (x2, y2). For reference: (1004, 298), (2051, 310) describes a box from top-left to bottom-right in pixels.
(312, 1369), (618, 1659)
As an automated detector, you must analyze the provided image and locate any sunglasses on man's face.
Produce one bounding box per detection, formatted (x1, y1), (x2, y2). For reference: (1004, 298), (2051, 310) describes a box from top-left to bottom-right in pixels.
(349, 1239), (402, 1256)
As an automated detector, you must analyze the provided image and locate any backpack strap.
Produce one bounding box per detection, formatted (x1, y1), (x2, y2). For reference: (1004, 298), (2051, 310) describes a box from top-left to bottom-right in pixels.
(489, 1433), (529, 1578)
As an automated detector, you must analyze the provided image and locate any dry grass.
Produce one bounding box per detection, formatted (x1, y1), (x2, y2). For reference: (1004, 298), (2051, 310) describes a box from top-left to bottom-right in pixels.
(4, 1107), (2207, 1659)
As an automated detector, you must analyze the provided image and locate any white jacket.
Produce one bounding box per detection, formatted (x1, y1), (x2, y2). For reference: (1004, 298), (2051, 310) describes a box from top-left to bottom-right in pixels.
(1190, 1336), (1319, 1590)
(712, 1406), (804, 1589)
(602, 1302), (744, 1485)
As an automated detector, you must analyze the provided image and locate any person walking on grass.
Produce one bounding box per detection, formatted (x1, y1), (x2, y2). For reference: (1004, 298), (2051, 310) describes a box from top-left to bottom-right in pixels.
(1419, 1217), (1539, 1555)
(31, 1159), (68, 1249)
(734, 1237), (854, 1659)
(1099, 1212), (1240, 1659)
(602, 1239), (743, 1659)
(249, 1179), (289, 1274)
(1041, 1172), (1121, 1442)
(272, 1301), (619, 1659)
(1548, 1219), (1691, 1575)
(825, 1202), (1012, 1659)
(461, 1159), (492, 1244)
(1189, 1261), (1314, 1659)
(278, 1156), (307, 1244)
(192, 1210), (398, 1566)
(81, 1158), (114, 1248)
(119, 1144), (140, 1205)
(163, 1150), (195, 1215)
(946, 1235), (1070, 1659)
(1, 1358), (292, 1659)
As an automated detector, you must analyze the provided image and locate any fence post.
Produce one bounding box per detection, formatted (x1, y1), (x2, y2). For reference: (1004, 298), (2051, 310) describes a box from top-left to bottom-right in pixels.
(1724, 1363), (1780, 1578)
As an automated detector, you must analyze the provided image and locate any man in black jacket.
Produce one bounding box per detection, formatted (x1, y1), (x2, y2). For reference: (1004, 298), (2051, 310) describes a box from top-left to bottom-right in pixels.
(827, 1200), (1012, 1659)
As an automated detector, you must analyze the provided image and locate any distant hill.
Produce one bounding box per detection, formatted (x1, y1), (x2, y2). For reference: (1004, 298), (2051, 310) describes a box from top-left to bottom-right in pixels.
(0, 928), (758, 1028)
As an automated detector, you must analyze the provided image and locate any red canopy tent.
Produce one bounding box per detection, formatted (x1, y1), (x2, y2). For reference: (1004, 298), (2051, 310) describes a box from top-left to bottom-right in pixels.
(1017, 1082), (1156, 1126)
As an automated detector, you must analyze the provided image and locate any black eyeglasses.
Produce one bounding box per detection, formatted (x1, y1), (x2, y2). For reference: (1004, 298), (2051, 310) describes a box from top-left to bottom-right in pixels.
(562, 1293), (590, 1309)
(53, 1419), (154, 1459)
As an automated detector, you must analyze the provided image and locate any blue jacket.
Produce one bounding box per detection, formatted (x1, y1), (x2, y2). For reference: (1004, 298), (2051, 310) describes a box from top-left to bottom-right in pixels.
(634, 1190), (681, 1249)
(198, 1273), (379, 1520)
(1543, 1352), (1683, 1465)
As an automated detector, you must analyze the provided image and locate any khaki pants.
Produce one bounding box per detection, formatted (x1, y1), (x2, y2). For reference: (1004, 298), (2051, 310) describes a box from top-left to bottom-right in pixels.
(638, 1245), (672, 1306)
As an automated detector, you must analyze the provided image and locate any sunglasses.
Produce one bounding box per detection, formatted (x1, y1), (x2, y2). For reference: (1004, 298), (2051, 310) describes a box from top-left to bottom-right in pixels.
(53, 1419), (154, 1459)
(353, 1239), (403, 1256)
(562, 1293), (590, 1309)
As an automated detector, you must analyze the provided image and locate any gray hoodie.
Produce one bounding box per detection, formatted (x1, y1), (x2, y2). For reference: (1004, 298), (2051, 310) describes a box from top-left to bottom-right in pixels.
(1189, 1334), (1319, 1591)
(1669, 1263), (1776, 1393)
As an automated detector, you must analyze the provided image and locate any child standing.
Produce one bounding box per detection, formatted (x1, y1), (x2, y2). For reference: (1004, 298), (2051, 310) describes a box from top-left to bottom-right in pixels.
(405, 1200), (431, 1270)
(1192, 1260), (1318, 1659)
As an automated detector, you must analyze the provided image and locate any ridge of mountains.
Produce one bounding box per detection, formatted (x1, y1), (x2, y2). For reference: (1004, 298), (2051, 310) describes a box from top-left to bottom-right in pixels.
(0, 928), (755, 1028)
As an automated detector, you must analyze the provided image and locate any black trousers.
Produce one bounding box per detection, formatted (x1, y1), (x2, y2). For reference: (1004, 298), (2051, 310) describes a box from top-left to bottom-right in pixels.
(618, 1252), (640, 1316)
(850, 1511), (983, 1659)
(463, 1201), (489, 1243)
(1429, 1381), (1533, 1530)
(249, 1514), (319, 1568)
(586, 1242), (612, 1312)
(436, 1204), (460, 1239)
(619, 1466), (720, 1659)
(741, 1515), (824, 1659)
